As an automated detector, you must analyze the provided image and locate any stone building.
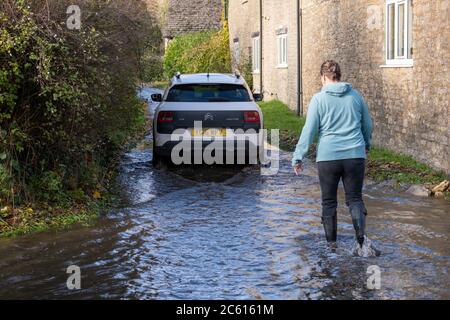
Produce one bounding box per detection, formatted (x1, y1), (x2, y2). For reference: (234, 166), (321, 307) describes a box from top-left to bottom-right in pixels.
(162, 0), (223, 47)
(229, 0), (300, 109)
(228, 0), (449, 173)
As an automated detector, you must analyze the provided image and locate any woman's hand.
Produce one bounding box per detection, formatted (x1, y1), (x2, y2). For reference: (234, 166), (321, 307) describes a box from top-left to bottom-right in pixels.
(293, 163), (302, 176)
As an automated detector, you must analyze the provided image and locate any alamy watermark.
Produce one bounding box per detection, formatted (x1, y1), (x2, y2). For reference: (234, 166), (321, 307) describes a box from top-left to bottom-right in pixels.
(66, 265), (81, 290)
(366, 265), (381, 290)
(66, 5), (81, 30)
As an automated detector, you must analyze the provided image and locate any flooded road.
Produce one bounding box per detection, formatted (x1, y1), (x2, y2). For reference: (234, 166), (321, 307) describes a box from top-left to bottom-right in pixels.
(0, 95), (449, 299)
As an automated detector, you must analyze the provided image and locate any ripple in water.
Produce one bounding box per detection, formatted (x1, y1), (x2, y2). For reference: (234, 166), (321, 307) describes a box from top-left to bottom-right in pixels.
(0, 141), (448, 299)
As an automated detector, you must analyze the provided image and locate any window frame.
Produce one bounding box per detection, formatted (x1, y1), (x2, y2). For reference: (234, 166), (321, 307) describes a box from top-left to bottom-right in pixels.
(384, 0), (413, 67)
(252, 36), (261, 74)
(276, 34), (288, 68)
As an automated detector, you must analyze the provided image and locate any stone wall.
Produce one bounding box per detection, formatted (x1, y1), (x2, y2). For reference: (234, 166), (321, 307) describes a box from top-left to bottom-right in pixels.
(228, 0), (261, 91)
(302, 0), (449, 173)
(228, 0), (299, 103)
(163, 0), (223, 39)
(261, 0), (299, 109)
(228, 0), (449, 173)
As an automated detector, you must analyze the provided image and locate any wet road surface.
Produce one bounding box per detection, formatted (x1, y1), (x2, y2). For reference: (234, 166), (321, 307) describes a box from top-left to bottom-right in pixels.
(0, 137), (448, 299)
(0, 89), (448, 299)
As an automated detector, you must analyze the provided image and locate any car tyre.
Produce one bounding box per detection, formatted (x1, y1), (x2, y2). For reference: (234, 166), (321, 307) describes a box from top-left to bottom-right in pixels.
(152, 137), (164, 167)
(152, 152), (162, 167)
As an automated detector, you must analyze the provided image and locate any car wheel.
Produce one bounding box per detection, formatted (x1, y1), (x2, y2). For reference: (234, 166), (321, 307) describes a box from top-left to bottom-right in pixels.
(152, 151), (161, 167)
(152, 138), (163, 167)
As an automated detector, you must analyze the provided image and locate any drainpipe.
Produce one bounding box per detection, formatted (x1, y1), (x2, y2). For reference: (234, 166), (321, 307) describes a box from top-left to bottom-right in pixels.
(259, 0), (263, 95)
(296, 0), (303, 116)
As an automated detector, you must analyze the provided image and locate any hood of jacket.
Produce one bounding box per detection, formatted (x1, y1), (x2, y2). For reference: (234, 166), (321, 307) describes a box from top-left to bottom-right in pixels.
(322, 82), (353, 97)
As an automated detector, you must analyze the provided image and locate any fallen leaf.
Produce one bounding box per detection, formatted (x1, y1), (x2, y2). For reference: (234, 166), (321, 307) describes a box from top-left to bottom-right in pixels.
(432, 180), (449, 193)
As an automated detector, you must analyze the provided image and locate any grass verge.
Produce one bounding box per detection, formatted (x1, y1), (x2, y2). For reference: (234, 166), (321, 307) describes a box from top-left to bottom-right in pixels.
(0, 202), (100, 238)
(259, 100), (448, 189)
(0, 172), (125, 238)
(366, 147), (447, 185)
(259, 100), (306, 151)
(0, 100), (149, 238)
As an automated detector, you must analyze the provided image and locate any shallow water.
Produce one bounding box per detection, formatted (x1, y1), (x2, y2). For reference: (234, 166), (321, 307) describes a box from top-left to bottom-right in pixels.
(0, 130), (449, 300)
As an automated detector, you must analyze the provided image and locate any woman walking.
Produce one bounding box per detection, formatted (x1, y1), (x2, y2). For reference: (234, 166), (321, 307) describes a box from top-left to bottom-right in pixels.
(292, 60), (373, 249)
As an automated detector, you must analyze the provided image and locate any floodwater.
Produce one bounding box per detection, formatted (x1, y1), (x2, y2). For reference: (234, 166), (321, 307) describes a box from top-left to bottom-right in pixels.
(0, 90), (448, 300)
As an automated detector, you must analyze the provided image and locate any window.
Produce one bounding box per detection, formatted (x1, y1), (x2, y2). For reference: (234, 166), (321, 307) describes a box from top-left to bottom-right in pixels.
(252, 36), (260, 73)
(166, 84), (251, 103)
(385, 0), (413, 66)
(277, 34), (288, 67)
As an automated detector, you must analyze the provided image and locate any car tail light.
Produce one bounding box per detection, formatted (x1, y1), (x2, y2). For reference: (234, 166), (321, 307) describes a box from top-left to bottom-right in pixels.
(244, 111), (260, 123)
(157, 111), (174, 123)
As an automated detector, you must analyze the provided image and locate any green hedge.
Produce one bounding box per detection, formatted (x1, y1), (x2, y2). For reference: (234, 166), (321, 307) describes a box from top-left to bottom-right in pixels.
(0, 0), (157, 205)
(163, 23), (231, 78)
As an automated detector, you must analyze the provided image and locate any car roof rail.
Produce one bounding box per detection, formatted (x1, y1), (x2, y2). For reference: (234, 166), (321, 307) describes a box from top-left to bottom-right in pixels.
(234, 71), (241, 79)
(175, 72), (181, 79)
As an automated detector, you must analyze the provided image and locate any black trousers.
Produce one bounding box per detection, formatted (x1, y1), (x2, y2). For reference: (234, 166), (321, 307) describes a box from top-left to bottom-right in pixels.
(317, 158), (366, 218)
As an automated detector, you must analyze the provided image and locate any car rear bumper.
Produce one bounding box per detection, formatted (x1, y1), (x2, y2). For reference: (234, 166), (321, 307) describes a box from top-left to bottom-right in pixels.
(155, 130), (261, 146)
(154, 139), (261, 165)
(155, 140), (259, 155)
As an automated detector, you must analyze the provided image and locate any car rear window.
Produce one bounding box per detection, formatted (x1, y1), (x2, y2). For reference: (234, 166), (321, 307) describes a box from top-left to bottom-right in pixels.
(166, 84), (251, 102)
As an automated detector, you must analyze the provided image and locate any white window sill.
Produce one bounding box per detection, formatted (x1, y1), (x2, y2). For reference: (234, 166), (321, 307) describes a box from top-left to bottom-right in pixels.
(276, 64), (288, 69)
(380, 64), (413, 68)
(380, 60), (414, 68)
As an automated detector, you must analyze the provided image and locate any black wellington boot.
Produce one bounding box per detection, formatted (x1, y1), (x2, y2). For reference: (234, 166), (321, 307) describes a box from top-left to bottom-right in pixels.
(349, 203), (367, 246)
(322, 215), (337, 243)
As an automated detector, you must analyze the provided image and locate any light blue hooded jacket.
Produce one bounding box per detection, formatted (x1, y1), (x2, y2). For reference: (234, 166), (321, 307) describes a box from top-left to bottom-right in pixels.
(292, 82), (373, 165)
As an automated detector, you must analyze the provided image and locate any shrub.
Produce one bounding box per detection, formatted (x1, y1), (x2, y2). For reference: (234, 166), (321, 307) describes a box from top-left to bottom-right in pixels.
(163, 31), (215, 78)
(141, 53), (165, 82)
(163, 23), (231, 78)
(236, 55), (254, 90)
(29, 171), (63, 203)
(140, 19), (164, 82)
(0, 163), (11, 205)
(0, 0), (158, 205)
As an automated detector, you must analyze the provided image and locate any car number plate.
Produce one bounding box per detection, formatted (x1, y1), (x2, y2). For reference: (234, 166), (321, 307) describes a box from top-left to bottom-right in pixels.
(191, 128), (227, 137)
